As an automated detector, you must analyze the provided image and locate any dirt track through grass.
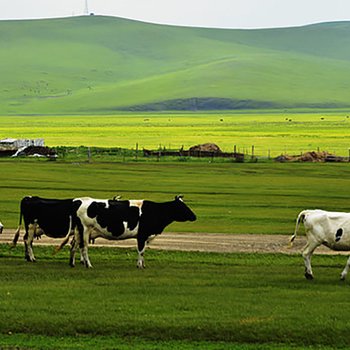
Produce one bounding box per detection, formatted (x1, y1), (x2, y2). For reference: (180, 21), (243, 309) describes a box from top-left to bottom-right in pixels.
(1, 230), (344, 256)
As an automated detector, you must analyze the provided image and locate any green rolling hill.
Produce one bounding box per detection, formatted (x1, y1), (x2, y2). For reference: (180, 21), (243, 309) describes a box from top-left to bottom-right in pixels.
(1, 15), (350, 114)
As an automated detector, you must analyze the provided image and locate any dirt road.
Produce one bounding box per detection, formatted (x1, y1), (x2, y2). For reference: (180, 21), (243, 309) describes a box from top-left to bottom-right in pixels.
(0, 230), (343, 255)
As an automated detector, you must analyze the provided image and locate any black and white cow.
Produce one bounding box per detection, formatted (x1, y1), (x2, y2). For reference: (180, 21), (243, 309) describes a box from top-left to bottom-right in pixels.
(0, 221), (3, 234)
(72, 195), (196, 268)
(13, 196), (80, 262)
(291, 209), (350, 280)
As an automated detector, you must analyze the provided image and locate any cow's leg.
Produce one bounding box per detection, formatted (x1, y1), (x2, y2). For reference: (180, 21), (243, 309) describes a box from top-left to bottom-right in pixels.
(23, 230), (29, 261)
(302, 240), (319, 280)
(69, 236), (77, 267)
(80, 227), (93, 268)
(340, 256), (350, 280)
(70, 224), (85, 267)
(137, 237), (147, 269)
(70, 222), (83, 267)
(25, 223), (36, 262)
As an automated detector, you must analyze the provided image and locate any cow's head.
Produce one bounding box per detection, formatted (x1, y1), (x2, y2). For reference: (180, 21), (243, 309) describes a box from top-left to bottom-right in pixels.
(0, 221), (3, 234)
(172, 195), (196, 222)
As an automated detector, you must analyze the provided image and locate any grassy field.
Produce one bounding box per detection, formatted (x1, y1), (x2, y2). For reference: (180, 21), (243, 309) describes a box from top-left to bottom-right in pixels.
(1, 159), (350, 234)
(1, 246), (350, 349)
(2, 16), (350, 114)
(1, 112), (350, 156)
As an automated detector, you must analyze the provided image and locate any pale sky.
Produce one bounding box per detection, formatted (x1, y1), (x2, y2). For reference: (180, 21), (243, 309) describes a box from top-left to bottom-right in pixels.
(1, 0), (350, 29)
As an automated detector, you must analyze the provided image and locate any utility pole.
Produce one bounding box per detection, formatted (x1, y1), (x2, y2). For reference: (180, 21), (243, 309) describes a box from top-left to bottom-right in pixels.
(84, 0), (89, 15)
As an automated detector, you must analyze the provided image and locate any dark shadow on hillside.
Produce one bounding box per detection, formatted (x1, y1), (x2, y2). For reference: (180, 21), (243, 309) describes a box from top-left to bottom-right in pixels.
(116, 98), (279, 111)
(115, 98), (348, 111)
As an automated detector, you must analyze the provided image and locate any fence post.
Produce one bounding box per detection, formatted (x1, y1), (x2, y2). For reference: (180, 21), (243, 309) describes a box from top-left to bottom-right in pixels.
(135, 143), (138, 161)
(87, 147), (91, 163)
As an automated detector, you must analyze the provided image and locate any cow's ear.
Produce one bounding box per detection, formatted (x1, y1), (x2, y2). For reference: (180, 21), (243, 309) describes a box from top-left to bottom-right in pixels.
(175, 195), (184, 201)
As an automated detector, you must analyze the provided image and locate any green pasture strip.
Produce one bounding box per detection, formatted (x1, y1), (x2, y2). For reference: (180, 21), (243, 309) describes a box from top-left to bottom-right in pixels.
(0, 335), (342, 350)
(0, 112), (350, 156)
(1, 246), (350, 348)
(1, 160), (350, 234)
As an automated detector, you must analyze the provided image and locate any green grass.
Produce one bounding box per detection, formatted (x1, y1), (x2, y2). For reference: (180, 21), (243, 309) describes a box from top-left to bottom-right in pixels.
(1, 160), (350, 234)
(1, 246), (350, 349)
(2, 16), (350, 114)
(1, 112), (350, 156)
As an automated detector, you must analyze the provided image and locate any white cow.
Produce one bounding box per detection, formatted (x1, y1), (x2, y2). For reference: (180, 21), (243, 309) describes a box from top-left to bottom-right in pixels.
(0, 221), (3, 234)
(291, 209), (350, 280)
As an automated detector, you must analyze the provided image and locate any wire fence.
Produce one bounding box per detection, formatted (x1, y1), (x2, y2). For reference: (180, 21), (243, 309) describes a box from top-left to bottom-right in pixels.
(53, 145), (350, 163)
(1, 143), (350, 163)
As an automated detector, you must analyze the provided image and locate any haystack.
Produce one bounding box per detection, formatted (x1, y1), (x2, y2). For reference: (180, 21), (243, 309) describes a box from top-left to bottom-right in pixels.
(189, 143), (222, 153)
(275, 151), (332, 162)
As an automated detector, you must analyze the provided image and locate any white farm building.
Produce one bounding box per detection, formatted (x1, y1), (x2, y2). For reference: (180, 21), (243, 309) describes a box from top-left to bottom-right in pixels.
(0, 138), (44, 150)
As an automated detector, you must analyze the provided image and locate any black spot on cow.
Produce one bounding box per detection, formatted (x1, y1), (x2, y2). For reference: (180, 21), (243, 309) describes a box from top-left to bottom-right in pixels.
(87, 200), (140, 237)
(335, 228), (343, 242)
(13, 196), (81, 262)
(108, 200), (140, 231)
(87, 201), (107, 219)
(19, 196), (78, 238)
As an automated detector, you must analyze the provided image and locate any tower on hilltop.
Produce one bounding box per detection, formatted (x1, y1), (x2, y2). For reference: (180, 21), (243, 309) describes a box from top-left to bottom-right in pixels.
(84, 0), (94, 16)
(84, 0), (89, 15)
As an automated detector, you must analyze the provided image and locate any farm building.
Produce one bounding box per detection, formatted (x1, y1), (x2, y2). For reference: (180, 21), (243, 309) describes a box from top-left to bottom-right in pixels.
(0, 138), (44, 150)
(0, 138), (50, 157)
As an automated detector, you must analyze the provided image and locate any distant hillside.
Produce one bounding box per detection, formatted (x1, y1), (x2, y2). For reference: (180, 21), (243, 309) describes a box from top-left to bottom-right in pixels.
(1, 16), (350, 114)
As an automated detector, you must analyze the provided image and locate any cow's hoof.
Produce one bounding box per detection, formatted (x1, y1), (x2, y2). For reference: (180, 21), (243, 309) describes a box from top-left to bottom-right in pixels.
(340, 274), (346, 281)
(305, 272), (314, 280)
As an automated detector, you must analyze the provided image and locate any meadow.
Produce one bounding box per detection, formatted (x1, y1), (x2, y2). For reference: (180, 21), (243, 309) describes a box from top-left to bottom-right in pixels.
(1, 112), (350, 156)
(1, 246), (350, 349)
(1, 111), (350, 349)
(3, 15), (350, 350)
(1, 159), (350, 235)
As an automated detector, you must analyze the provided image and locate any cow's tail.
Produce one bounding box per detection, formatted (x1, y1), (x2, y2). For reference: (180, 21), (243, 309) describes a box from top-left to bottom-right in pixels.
(289, 210), (307, 247)
(54, 234), (72, 255)
(54, 215), (73, 254)
(11, 201), (24, 248)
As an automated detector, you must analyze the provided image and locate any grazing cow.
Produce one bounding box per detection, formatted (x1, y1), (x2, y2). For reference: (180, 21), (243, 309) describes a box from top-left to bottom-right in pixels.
(0, 221), (3, 234)
(72, 195), (196, 268)
(13, 196), (80, 262)
(291, 209), (350, 280)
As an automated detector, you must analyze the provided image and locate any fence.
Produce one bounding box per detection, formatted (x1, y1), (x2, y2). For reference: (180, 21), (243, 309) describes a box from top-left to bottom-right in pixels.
(143, 148), (245, 162)
(2, 144), (350, 163)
